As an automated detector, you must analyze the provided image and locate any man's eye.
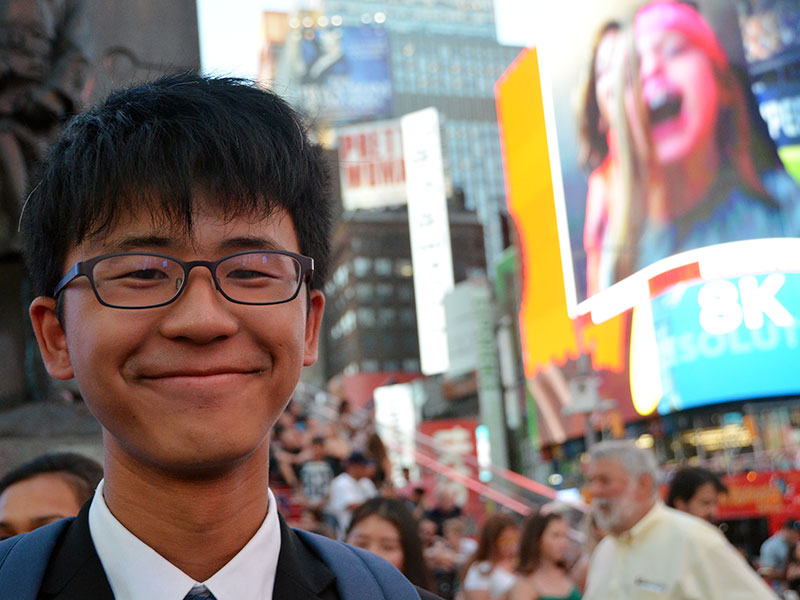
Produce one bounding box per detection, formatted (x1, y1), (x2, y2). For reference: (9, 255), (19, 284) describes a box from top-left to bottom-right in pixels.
(123, 269), (169, 280)
(227, 269), (276, 279)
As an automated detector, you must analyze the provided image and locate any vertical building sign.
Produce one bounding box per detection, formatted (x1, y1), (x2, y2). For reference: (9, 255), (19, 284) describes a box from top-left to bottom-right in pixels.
(374, 383), (417, 481)
(471, 280), (509, 470)
(401, 107), (454, 375)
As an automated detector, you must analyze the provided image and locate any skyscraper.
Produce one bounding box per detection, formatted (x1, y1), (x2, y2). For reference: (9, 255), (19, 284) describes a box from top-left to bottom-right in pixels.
(262, 0), (521, 274)
(326, 0), (520, 272)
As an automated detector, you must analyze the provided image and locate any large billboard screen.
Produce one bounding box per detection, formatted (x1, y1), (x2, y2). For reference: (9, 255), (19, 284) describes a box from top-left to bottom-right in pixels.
(260, 16), (393, 125)
(496, 0), (800, 445)
(535, 0), (800, 320)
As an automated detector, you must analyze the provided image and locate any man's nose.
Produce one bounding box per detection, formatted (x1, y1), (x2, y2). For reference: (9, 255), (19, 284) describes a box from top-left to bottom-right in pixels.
(158, 268), (239, 342)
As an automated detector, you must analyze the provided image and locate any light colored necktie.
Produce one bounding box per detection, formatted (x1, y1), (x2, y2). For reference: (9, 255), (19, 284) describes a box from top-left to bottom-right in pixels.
(183, 584), (216, 600)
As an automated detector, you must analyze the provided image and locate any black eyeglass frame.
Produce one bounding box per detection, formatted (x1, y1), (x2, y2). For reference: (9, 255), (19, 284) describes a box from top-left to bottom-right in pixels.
(53, 250), (315, 309)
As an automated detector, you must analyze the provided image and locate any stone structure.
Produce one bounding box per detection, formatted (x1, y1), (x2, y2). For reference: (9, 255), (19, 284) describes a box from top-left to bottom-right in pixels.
(0, 0), (201, 473)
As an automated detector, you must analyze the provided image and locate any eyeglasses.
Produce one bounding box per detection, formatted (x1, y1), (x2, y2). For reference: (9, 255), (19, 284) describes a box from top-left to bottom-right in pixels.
(53, 250), (314, 309)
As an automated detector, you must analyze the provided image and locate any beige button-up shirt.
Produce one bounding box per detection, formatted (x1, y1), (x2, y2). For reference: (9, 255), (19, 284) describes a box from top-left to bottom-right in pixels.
(584, 502), (776, 600)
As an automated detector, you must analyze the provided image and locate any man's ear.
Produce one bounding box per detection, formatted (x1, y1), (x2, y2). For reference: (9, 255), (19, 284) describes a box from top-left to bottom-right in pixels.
(638, 473), (656, 499)
(29, 297), (75, 380)
(303, 289), (325, 367)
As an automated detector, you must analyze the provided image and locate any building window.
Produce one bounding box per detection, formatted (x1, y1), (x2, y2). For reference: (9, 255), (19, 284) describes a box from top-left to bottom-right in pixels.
(333, 263), (350, 288)
(362, 332), (378, 353)
(376, 282), (394, 298)
(374, 257), (393, 276)
(354, 256), (372, 278)
(362, 359), (380, 372)
(378, 308), (396, 326)
(331, 309), (357, 340)
(398, 285), (414, 301)
(402, 359), (420, 372)
(395, 259), (413, 277)
(356, 283), (373, 301)
(358, 307), (376, 327)
(344, 362), (359, 375)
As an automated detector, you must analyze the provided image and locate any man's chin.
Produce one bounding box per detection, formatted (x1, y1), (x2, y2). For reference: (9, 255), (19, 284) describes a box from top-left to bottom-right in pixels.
(592, 507), (617, 532)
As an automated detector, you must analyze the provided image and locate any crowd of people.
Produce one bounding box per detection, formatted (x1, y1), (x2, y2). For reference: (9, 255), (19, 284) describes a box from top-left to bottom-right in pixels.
(6, 434), (800, 599)
(1, 2), (798, 594)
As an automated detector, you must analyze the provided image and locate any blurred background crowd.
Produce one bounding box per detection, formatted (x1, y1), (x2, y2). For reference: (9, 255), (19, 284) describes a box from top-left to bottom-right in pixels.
(4, 399), (800, 599)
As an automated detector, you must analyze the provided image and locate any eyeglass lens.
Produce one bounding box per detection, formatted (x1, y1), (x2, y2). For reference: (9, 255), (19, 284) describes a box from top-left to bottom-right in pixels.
(92, 253), (302, 307)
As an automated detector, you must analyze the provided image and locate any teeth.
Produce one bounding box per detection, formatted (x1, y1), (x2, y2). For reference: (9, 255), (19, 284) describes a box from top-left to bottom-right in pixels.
(647, 92), (682, 124)
(648, 89), (670, 111)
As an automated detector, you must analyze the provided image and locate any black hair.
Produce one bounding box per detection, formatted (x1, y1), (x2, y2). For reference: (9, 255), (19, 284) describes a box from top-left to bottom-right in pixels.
(347, 497), (434, 592)
(464, 512), (518, 573)
(21, 72), (332, 300)
(0, 452), (103, 506)
(577, 20), (621, 171)
(783, 518), (800, 531)
(517, 511), (567, 575)
(666, 467), (727, 508)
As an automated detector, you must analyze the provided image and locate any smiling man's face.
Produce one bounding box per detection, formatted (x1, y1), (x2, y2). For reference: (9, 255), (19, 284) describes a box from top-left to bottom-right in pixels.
(588, 457), (650, 536)
(31, 193), (324, 476)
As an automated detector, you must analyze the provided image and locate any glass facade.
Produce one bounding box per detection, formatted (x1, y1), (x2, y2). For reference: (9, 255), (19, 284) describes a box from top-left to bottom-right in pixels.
(323, 206), (486, 379)
(320, 0), (521, 272)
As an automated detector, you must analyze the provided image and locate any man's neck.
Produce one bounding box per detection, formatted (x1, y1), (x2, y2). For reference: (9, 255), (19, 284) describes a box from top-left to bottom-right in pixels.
(101, 440), (271, 581)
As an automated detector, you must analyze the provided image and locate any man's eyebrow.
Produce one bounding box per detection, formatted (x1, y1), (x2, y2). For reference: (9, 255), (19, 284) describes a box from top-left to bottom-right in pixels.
(217, 236), (282, 252)
(106, 235), (174, 251)
(103, 235), (286, 253)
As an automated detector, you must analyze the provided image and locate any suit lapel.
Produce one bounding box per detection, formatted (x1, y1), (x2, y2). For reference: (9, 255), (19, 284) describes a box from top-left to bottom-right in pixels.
(37, 501), (114, 600)
(273, 514), (339, 600)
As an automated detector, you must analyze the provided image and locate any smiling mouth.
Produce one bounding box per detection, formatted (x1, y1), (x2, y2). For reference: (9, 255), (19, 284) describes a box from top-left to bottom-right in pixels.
(647, 91), (682, 126)
(143, 368), (262, 380)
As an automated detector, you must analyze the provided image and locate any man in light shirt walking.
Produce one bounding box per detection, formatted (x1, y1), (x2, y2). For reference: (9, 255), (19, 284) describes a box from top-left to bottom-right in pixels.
(583, 440), (775, 600)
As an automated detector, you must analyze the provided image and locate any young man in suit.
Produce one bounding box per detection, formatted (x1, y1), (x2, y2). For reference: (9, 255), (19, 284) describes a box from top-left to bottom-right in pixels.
(12, 74), (438, 600)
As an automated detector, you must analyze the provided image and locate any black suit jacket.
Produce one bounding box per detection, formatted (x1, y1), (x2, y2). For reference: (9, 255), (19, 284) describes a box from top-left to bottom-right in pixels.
(35, 502), (440, 600)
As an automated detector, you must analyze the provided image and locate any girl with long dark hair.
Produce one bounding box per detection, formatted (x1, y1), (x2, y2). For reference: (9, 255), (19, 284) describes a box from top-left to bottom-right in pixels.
(346, 497), (435, 592)
(462, 513), (520, 600)
(508, 512), (580, 600)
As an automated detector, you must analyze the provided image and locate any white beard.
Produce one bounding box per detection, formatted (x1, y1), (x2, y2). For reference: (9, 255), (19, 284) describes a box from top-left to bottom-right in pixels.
(591, 488), (641, 534)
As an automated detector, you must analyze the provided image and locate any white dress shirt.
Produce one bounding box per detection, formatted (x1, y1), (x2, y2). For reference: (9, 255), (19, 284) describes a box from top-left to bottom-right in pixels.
(584, 502), (775, 600)
(327, 472), (374, 538)
(88, 480), (281, 600)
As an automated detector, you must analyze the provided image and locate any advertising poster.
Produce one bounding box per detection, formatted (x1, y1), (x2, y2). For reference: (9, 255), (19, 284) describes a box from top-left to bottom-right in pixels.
(260, 16), (393, 125)
(534, 0), (800, 318)
(337, 119), (406, 211)
(418, 418), (483, 519)
(497, 0), (800, 446)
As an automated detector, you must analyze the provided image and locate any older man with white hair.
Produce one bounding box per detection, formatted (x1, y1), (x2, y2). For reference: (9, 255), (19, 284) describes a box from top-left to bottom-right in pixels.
(583, 440), (775, 599)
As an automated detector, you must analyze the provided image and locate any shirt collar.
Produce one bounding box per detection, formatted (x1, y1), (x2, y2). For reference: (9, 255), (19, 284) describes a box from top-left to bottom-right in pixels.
(617, 500), (664, 545)
(88, 479), (281, 600)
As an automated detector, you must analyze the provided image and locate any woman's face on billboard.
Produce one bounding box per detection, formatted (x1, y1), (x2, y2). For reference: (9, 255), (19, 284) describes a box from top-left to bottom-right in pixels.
(636, 28), (721, 167)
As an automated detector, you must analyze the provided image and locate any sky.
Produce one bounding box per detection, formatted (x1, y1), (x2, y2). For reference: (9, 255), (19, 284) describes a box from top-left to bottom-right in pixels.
(196, 0), (537, 78)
